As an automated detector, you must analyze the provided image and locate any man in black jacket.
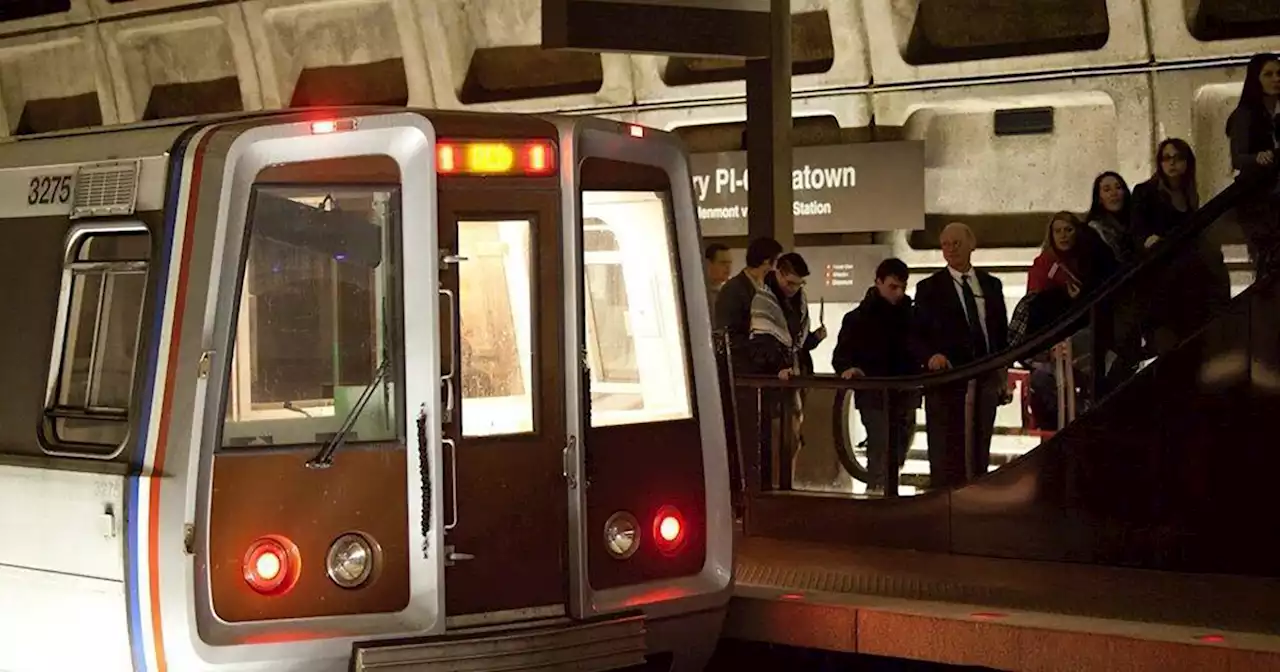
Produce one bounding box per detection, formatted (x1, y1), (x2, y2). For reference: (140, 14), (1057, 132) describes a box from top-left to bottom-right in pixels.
(912, 222), (1010, 489)
(714, 236), (783, 373)
(832, 258), (921, 491)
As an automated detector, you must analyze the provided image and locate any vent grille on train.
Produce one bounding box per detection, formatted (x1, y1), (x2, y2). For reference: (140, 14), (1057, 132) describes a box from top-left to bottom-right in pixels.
(71, 161), (141, 219)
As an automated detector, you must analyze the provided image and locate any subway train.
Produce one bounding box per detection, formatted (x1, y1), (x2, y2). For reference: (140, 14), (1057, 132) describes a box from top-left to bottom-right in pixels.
(0, 108), (731, 671)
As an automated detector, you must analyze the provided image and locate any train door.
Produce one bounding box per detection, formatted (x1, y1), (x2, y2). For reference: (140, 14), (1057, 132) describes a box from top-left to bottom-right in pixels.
(190, 113), (449, 658)
(564, 122), (733, 618)
(436, 177), (568, 624)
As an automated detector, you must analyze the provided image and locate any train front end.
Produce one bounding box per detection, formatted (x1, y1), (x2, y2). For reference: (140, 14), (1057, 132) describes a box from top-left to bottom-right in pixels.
(112, 109), (727, 671)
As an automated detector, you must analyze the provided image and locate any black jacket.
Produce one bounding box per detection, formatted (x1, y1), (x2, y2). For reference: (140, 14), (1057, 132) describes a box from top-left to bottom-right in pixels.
(713, 270), (758, 369)
(912, 268), (1009, 369)
(832, 288), (920, 377)
(832, 287), (923, 409)
(1228, 104), (1279, 177)
(1130, 179), (1231, 335)
(1131, 180), (1193, 244)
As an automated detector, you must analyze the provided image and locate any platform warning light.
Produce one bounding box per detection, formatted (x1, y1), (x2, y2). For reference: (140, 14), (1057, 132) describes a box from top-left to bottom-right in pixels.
(628, 124), (645, 138)
(437, 139), (557, 176)
(652, 505), (687, 555)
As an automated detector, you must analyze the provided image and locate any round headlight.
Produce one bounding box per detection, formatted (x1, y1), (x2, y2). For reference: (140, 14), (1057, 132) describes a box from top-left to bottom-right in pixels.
(604, 511), (640, 560)
(326, 533), (375, 588)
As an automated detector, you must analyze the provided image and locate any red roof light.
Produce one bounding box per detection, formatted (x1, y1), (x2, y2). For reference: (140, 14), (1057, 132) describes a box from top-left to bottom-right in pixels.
(309, 119), (357, 135)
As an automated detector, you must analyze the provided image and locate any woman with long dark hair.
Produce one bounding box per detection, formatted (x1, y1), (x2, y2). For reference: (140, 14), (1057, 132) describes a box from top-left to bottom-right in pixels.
(1133, 138), (1200, 247)
(1226, 52), (1280, 277)
(1131, 138), (1231, 352)
(1086, 171), (1135, 267)
(1082, 173), (1146, 393)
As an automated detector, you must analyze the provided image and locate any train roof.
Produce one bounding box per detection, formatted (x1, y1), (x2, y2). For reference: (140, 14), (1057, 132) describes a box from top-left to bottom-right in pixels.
(0, 107), (630, 172)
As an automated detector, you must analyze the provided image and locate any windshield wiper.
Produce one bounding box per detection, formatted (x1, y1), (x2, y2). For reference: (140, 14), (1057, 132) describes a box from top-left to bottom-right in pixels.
(306, 357), (391, 469)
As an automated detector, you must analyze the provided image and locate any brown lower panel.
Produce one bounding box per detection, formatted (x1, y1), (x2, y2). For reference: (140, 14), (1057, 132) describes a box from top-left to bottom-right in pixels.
(208, 445), (410, 622)
(744, 491), (951, 554)
(443, 436), (568, 616)
(586, 419), (707, 590)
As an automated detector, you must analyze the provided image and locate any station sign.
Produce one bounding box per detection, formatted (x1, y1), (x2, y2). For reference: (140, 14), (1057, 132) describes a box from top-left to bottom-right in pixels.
(692, 141), (925, 237)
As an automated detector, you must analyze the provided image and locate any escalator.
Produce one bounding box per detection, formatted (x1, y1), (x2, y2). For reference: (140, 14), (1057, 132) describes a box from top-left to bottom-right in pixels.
(729, 166), (1280, 580)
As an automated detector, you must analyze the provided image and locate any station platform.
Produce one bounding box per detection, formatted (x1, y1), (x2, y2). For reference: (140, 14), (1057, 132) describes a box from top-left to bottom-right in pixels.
(726, 536), (1280, 671)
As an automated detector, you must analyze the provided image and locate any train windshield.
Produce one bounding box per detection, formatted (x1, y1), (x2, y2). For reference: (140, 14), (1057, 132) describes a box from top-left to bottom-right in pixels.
(221, 186), (399, 449)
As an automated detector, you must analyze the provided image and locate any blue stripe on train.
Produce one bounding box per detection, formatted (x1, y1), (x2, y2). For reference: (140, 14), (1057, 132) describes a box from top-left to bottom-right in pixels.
(124, 125), (201, 672)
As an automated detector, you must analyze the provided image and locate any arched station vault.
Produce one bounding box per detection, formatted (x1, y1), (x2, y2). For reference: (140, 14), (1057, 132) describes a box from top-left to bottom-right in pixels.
(0, 0), (1275, 241)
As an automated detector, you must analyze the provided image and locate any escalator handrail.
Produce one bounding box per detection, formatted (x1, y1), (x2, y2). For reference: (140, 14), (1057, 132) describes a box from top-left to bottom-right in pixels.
(733, 166), (1278, 392)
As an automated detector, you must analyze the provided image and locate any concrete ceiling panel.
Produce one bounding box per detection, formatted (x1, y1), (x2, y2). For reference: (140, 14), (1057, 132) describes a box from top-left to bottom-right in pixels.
(0, 25), (117, 137)
(243, 0), (432, 108)
(1146, 0), (1280, 61)
(88, 0), (216, 20)
(98, 4), (261, 123)
(0, 0), (91, 38)
(415, 0), (634, 112)
(864, 0), (1150, 85)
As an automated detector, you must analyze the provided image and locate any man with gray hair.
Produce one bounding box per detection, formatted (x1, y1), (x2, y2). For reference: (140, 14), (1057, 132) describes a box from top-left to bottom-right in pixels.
(911, 222), (1011, 489)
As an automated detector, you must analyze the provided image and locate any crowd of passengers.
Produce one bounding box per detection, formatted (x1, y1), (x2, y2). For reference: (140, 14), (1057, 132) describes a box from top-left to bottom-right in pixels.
(704, 52), (1280, 494)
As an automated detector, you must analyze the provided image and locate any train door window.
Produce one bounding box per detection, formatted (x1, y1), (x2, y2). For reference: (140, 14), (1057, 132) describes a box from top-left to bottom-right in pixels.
(44, 227), (150, 454)
(457, 218), (535, 437)
(220, 186), (400, 448)
(580, 159), (692, 427)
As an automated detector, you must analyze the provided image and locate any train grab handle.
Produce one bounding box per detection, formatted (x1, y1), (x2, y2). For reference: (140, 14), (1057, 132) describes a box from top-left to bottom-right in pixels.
(439, 286), (458, 418)
(443, 438), (458, 531)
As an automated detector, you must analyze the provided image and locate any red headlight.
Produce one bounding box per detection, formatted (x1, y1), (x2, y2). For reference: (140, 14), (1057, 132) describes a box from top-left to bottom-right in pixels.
(652, 506), (687, 555)
(243, 535), (301, 595)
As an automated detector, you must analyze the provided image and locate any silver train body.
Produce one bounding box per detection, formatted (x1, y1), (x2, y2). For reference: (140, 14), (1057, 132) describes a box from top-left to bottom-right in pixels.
(0, 108), (731, 671)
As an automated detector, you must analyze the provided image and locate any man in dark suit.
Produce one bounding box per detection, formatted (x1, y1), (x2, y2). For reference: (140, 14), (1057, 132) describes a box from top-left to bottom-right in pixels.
(912, 222), (1010, 489)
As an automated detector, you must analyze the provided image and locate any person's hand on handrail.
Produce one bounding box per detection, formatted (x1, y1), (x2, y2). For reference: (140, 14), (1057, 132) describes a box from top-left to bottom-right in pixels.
(999, 369), (1015, 406)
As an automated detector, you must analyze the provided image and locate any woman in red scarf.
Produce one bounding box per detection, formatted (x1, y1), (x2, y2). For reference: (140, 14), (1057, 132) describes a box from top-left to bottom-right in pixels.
(1028, 211), (1110, 298)
(1022, 211), (1115, 427)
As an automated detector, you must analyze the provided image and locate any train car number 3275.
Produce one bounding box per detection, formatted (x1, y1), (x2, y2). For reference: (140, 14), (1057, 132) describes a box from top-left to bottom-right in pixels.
(28, 174), (73, 206)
